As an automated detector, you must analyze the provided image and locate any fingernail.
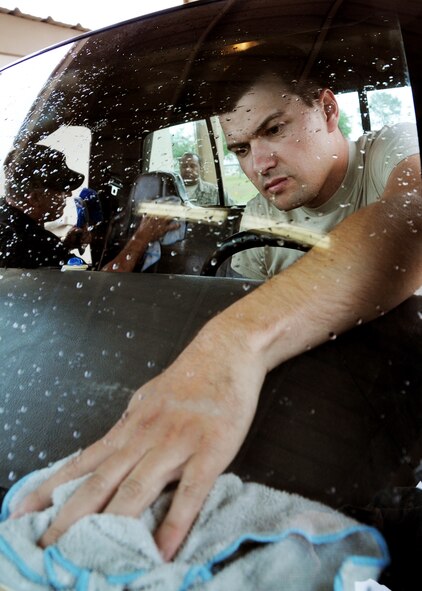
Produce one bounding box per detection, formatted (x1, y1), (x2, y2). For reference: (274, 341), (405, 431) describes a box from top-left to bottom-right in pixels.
(160, 545), (172, 562)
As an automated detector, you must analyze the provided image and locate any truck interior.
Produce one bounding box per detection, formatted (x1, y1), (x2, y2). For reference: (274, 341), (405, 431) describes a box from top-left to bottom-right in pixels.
(5, 0), (418, 275)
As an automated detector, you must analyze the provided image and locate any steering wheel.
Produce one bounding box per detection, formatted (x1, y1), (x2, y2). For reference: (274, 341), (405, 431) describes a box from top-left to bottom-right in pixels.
(200, 230), (311, 277)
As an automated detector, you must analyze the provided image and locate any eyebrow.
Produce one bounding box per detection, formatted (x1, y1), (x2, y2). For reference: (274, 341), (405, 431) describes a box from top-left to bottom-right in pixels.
(226, 110), (286, 151)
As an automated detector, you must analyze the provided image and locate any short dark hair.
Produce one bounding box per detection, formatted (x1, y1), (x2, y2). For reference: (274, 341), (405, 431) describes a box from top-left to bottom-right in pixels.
(179, 152), (201, 164)
(192, 41), (324, 115)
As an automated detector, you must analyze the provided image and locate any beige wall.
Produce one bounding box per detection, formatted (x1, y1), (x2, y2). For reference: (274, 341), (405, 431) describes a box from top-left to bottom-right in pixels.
(0, 11), (88, 68)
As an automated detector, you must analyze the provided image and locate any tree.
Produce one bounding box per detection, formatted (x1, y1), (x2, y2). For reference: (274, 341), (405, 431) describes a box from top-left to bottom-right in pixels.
(171, 126), (196, 160)
(338, 111), (353, 139)
(368, 91), (401, 128)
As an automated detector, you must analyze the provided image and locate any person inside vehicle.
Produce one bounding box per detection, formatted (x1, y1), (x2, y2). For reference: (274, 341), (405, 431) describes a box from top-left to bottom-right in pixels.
(11, 45), (422, 566)
(218, 64), (420, 280)
(179, 152), (221, 206)
(101, 213), (180, 272)
(0, 144), (86, 268)
(0, 144), (178, 272)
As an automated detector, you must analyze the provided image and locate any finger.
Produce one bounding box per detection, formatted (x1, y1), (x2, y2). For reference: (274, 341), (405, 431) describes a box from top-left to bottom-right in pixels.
(154, 453), (221, 561)
(38, 436), (155, 547)
(12, 406), (140, 518)
(103, 437), (192, 517)
(11, 438), (114, 518)
(168, 222), (180, 231)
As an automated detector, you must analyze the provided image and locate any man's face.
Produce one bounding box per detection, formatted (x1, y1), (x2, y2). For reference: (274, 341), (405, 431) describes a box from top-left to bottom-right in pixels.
(179, 155), (201, 186)
(38, 189), (69, 222)
(220, 77), (343, 211)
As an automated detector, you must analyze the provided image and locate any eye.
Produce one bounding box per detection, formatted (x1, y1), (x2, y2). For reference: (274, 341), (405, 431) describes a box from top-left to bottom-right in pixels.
(267, 122), (285, 136)
(232, 146), (249, 158)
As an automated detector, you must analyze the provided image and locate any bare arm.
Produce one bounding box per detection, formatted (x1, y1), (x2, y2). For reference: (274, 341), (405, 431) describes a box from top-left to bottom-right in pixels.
(13, 156), (422, 559)
(236, 154), (422, 372)
(102, 215), (179, 272)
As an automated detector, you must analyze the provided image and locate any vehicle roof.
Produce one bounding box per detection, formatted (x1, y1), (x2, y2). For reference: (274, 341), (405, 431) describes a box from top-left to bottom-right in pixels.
(11, 0), (421, 150)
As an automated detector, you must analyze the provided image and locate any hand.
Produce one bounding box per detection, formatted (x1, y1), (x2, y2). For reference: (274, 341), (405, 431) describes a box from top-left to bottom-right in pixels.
(101, 215), (179, 272)
(11, 315), (266, 561)
(134, 214), (179, 243)
(62, 225), (92, 250)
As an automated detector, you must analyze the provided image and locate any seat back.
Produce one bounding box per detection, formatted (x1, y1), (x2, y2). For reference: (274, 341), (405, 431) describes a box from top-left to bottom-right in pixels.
(100, 171), (188, 267)
(129, 171), (188, 206)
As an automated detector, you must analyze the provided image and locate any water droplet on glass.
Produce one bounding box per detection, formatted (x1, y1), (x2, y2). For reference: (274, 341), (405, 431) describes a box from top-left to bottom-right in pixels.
(126, 330), (135, 339)
(76, 282), (83, 289)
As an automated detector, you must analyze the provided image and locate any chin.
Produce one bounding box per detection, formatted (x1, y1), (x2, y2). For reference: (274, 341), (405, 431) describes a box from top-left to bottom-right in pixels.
(268, 194), (300, 212)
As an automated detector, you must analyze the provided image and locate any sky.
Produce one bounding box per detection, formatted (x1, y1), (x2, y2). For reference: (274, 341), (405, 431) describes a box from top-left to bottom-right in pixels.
(0, 0), (183, 29)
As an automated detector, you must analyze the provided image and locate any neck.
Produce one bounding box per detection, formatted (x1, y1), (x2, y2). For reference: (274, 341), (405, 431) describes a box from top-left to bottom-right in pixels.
(307, 133), (349, 208)
(184, 179), (199, 187)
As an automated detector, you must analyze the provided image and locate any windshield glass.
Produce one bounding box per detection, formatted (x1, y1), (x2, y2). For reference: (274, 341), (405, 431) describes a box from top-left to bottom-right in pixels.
(0, 0), (418, 277)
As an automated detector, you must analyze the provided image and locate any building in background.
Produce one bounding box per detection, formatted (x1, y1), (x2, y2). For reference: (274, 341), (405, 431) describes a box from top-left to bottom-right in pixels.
(0, 7), (89, 68)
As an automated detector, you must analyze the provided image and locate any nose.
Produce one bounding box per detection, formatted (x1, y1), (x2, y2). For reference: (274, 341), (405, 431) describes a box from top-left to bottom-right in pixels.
(251, 142), (277, 176)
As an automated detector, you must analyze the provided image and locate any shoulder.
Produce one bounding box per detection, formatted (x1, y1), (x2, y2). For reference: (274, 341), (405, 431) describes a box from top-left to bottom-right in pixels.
(356, 122), (419, 190)
(198, 179), (219, 194)
(360, 122), (419, 158)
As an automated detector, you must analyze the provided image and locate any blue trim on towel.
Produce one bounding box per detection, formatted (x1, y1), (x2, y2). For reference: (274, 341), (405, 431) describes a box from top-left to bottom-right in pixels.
(0, 468), (390, 591)
(0, 540), (148, 591)
(0, 521), (389, 591)
(0, 472), (35, 522)
(0, 534), (48, 586)
(180, 524), (390, 591)
(43, 546), (148, 591)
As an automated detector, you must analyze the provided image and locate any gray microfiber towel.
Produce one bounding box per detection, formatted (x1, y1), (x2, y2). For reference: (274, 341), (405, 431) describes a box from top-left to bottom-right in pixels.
(0, 454), (389, 591)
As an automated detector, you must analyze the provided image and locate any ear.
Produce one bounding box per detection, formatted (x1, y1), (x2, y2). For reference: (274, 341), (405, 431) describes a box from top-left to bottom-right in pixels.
(23, 189), (46, 222)
(319, 88), (339, 132)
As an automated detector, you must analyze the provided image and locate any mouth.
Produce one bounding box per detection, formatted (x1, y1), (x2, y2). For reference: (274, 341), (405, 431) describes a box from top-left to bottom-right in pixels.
(263, 177), (289, 194)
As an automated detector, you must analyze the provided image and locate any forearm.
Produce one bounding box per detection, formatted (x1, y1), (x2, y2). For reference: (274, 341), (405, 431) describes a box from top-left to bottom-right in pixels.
(101, 234), (150, 272)
(202, 191), (422, 374)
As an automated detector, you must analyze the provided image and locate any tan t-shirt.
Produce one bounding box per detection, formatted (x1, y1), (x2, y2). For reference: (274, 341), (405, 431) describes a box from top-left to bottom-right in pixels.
(232, 123), (419, 280)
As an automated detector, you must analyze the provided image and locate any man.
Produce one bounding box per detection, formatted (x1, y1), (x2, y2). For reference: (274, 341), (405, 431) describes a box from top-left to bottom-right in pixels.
(12, 49), (422, 565)
(0, 144), (85, 268)
(179, 152), (220, 206)
(225, 80), (419, 279)
(0, 144), (177, 272)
